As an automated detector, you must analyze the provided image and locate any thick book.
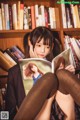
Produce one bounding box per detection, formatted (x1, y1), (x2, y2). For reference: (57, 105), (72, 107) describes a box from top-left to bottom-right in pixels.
(0, 50), (16, 71)
(8, 46), (25, 60)
(19, 48), (70, 95)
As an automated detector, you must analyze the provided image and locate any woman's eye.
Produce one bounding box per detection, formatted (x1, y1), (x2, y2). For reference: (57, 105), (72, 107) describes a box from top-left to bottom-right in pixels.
(37, 45), (41, 47)
(46, 46), (50, 49)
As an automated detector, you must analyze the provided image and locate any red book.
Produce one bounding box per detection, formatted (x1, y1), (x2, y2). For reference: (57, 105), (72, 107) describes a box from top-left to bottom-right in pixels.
(31, 5), (36, 29)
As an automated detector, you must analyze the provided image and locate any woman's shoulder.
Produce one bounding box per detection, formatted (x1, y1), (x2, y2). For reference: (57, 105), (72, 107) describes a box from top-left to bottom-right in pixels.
(8, 64), (20, 73)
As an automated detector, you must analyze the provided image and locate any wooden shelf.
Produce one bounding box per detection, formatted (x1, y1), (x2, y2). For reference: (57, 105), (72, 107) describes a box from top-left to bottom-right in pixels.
(63, 28), (80, 32)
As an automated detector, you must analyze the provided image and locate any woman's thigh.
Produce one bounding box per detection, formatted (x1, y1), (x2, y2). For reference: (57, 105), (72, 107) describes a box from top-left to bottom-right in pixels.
(55, 91), (75, 120)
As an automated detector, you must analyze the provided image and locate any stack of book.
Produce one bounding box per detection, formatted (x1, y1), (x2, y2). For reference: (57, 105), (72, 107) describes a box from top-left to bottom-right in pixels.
(0, 45), (25, 71)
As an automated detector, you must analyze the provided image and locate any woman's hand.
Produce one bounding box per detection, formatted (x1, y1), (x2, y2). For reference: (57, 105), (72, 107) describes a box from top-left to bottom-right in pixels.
(28, 39), (38, 58)
(65, 65), (75, 73)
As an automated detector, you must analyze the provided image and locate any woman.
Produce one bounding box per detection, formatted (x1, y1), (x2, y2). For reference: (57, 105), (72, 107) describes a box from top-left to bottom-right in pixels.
(5, 26), (80, 120)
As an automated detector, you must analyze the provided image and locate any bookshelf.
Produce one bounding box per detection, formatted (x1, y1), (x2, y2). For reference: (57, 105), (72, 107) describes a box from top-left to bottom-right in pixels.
(0, 0), (61, 51)
(0, 0), (80, 110)
(0, 0), (80, 73)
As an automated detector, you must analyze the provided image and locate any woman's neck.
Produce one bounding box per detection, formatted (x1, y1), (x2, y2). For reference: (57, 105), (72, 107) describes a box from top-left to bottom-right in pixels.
(33, 72), (40, 78)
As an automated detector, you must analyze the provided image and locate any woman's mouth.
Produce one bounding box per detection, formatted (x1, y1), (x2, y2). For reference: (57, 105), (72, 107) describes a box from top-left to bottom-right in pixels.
(37, 54), (45, 58)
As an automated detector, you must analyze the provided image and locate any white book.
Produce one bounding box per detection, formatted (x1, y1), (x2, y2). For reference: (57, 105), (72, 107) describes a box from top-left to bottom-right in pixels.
(0, 8), (2, 30)
(1, 3), (6, 30)
(35, 4), (39, 27)
(49, 7), (56, 29)
(40, 5), (45, 26)
(61, 4), (67, 28)
(12, 4), (18, 30)
(4, 4), (10, 30)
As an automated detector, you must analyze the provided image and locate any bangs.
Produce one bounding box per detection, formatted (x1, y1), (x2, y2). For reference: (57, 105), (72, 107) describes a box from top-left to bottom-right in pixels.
(37, 36), (53, 48)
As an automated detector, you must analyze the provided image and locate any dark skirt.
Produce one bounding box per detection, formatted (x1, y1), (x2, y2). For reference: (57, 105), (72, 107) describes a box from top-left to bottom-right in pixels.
(50, 99), (80, 120)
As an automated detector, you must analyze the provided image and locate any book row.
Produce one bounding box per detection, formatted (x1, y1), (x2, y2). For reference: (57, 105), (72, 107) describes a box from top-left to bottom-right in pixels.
(61, 4), (80, 28)
(64, 35), (80, 71)
(0, 1), (56, 30)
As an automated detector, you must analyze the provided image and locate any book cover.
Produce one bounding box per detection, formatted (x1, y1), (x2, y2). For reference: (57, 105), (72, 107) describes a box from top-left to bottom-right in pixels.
(19, 49), (70, 95)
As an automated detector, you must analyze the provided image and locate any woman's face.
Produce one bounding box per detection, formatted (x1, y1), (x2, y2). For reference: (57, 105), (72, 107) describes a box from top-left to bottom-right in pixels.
(31, 65), (38, 73)
(34, 39), (50, 58)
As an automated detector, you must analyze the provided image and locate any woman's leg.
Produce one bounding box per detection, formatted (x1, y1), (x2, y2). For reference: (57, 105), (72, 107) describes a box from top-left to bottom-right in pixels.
(56, 69), (80, 106)
(14, 72), (58, 120)
(55, 69), (80, 120)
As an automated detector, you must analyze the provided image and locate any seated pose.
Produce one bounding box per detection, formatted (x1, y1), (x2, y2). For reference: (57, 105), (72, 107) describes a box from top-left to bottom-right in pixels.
(5, 26), (80, 120)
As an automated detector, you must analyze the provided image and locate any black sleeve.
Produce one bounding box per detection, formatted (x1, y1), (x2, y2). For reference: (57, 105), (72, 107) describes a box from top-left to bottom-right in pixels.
(5, 66), (17, 120)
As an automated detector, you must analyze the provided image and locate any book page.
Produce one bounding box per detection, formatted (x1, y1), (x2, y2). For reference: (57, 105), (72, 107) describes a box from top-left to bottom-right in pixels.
(52, 48), (70, 73)
(19, 58), (51, 95)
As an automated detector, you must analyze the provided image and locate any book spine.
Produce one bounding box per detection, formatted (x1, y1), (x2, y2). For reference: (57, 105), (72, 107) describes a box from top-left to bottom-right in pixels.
(0, 51), (15, 71)
(44, 6), (49, 28)
(52, 7), (56, 28)
(23, 5), (29, 29)
(4, 4), (10, 30)
(5, 49), (18, 63)
(0, 8), (2, 30)
(65, 4), (73, 28)
(31, 5), (36, 29)
(61, 3), (67, 28)
(40, 5), (45, 26)
(20, 3), (24, 29)
(9, 46), (25, 59)
(17, 1), (20, 29)
(12, 3), (18, 30)
(4, 52), (17, 65)
(35, 4), (39, 27)
(9, 4), (13, 30)
(27, 6), (32, 29)
(1, 3), (6, 30)
(71, 4), (79, 28)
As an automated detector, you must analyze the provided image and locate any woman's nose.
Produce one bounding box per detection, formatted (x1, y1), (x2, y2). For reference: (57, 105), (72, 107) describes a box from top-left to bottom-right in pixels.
(41, 47), (45, 52)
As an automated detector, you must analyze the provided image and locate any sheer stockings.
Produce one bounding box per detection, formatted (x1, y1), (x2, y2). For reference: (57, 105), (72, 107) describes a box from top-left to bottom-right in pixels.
(14, 70), (80, 120)
(14, 72), (58, 120)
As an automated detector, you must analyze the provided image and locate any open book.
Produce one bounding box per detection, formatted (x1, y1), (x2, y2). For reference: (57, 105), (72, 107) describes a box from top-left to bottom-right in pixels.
(19, 48), (70, 95)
